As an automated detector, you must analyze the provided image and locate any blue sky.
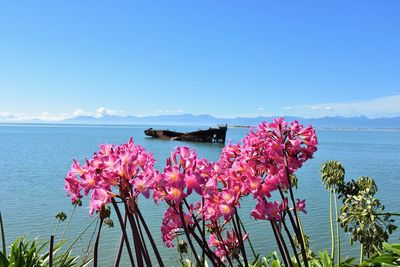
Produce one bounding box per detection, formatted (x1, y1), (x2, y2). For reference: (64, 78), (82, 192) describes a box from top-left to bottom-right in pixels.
(0, 1), (399, 120)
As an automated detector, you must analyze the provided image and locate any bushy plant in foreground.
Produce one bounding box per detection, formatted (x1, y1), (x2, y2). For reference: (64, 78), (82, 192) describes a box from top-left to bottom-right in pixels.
(340, 177), (397, 260)
(0, 237), (88, 267)
(0, 207), (96, 267)
(321, 161), (398, 265)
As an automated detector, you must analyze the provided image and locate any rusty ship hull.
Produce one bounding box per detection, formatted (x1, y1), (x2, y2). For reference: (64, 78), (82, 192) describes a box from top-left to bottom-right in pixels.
(144, 125), (227, 143)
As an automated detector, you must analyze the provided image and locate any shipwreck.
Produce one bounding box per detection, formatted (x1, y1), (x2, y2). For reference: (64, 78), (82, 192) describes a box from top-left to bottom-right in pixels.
(144, 125), (227, 143)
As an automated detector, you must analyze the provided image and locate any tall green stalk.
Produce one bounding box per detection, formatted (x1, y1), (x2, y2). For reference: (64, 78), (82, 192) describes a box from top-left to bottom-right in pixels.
(333, 190), (340, 266)
(0, 212), (6, 255)
(329, 188), (335, 261)
(360, 244), (363, 264)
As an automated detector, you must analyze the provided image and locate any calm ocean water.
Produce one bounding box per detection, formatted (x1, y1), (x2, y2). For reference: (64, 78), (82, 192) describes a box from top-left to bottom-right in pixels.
(1, 124), (399, 266)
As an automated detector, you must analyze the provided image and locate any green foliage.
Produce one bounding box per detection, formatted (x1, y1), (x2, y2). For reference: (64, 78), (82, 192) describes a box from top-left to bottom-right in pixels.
(292, 233), (316, 260)
(250, 251), (282, 267)
(361, 243), (400, 266)
(103, 218), (114, 228)
(338, 176), (377, 202)
(321, 160), (345, 190)
(356, 176), (377, 196)
(0, 237), (91, 267)
(340, 179), (397, 257)
(55, 212), (67, 223)
(249, 250), (357, 267)
(177, 239), (188, 254)
(337, 179), (360, 202)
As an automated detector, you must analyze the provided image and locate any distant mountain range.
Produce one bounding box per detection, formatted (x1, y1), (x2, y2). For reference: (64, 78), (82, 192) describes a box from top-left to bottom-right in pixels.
(2, 114), (400, 128)
(58, 114), (400, 128)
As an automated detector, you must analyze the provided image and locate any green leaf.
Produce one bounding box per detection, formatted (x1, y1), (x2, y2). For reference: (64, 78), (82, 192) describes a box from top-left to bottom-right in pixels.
(271, 259), (281, 267)
(318, 251), (332, 267)
(383, 243), (400, 255)
(0, 251), (9, 266)
(368, 254), (397, 265)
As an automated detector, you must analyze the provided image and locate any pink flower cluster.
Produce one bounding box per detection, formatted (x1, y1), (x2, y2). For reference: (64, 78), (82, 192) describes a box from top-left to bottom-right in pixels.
(65, 138), (155, 214)
(214, 118), (317, 221)
(152, 146), (207, 205)
(154, 119), (317, 256)
(64, 118), (318, 262)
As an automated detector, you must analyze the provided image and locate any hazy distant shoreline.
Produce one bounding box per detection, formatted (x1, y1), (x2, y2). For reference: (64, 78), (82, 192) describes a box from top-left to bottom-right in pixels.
(1, 122), (400, 131)
(1, 114), (400, 129)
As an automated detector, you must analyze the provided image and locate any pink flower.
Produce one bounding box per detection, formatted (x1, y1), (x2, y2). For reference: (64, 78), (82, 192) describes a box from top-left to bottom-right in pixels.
(220, 189), (236, 205)
(185, 173), (203, 195)
(131, 174), (153, 198)
(161, 207), (193, 247)
(89, 188), (112, 215)
(171, 146), (197, 171)
(80, 172), (100, 195)
(65, 138), (156, 215)
(296, 199), (307, 214)
(218, 203), (235, 221)
(166, 186), (186, 204)
(251, 199), (282, 221)
(164, 166), (184, 186)
(64, 172), (82, 203)
(70, 159), (88, 177)
(208, 229), (248, 263)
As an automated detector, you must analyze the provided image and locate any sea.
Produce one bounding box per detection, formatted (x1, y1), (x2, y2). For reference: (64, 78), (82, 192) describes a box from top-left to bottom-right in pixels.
(0, 124), (399, 266)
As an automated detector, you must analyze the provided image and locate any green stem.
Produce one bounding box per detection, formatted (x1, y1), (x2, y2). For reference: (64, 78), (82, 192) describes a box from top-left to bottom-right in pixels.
(270, 221), (292, 267)
(372, 244), (382, 255)
(233, 210), (249, 267)
(65, 216), (98, 253)
(333, 190), (340, 267)
(60, 205), (76, 242)
(126, 211), (144, 267)
(283, 154), (309, 267)
(134, 213), (152, 267)
(329, 189), (335, 261)
(183, 198), (208, 266)
(297, 216), (306, 250)
(136, 209), (165, 267)
(282, 218), (301, 265)
(237, 215), (257, 259)
(201, 197), (206, 265)
(0, 212), (6, 256)
(83, 217), (99, 262)
(179, 203), (201, 267)
(360, 244), (363, 264)
(53, 221), (60, 236)
(215, 225), (234, 267)
(112, 199), (135, 267)
(182, 199), (220, 266)
(93, 217), (104, 267)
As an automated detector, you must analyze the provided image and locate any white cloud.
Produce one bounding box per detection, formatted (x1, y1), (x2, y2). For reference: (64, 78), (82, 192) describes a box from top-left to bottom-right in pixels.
(281, 95), (400, 118)
(71, 107), (126, 118)
(0, 107), (127, 122)
(1, 95), (400, 122)
(0, 112), (32, 121)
